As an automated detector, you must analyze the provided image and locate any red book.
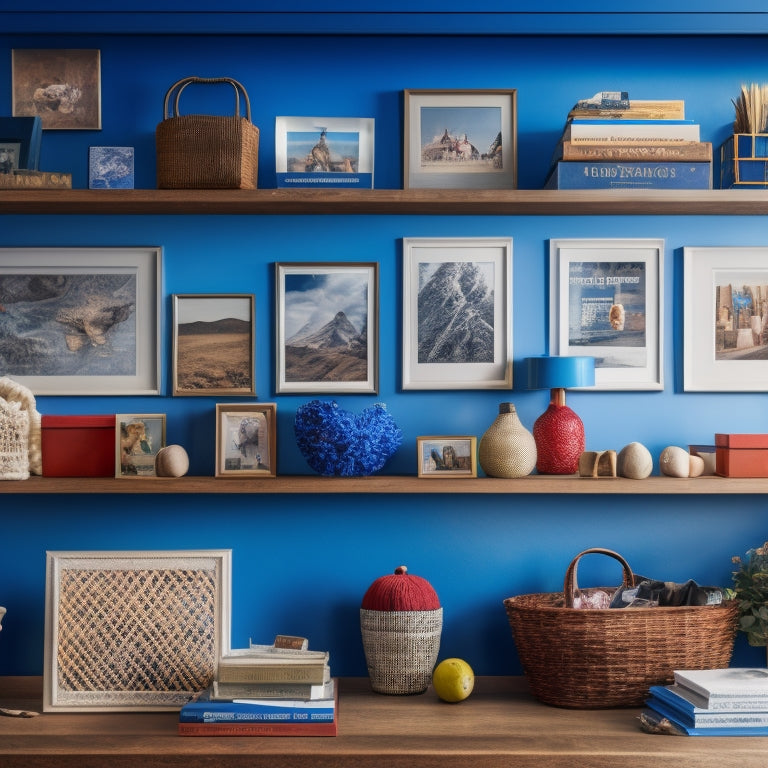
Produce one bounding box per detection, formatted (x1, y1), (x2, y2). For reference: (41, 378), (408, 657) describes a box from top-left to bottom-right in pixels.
(178, 719), (337, 737)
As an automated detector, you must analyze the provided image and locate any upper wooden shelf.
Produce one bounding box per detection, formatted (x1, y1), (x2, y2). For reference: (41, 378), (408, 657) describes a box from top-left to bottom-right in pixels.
(2, 474), (766, 494)
(3, 188), (768, 216)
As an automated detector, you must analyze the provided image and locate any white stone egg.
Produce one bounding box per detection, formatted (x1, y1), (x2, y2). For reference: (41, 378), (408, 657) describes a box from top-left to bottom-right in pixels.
(689, 454), (705, 477)
(617, 442), (653, 479)
(659, 446), (690, 477)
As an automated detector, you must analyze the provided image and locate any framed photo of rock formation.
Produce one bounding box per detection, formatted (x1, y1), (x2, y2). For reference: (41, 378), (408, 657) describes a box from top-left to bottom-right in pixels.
(402, 237), (512, 390)
(275, 262), (378, 394)
(0, 247), (162, 395)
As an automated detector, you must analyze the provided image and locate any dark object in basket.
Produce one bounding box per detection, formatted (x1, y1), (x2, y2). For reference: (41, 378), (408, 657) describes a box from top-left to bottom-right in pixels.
(156, 76), (259, 189)
(503, 548), (738, 709)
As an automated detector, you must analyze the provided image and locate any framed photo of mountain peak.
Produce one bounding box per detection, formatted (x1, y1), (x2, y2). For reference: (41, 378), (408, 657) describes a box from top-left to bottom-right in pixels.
(275, 262), (379, 394)
(404, 89), (517, 189)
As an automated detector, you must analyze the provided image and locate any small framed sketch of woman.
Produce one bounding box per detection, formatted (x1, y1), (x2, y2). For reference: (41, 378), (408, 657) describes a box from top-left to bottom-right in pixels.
(215, 403), (277, 478)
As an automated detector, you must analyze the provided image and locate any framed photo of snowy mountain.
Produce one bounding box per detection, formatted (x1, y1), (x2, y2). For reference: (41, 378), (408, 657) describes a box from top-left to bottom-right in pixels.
(404, 89), (517, 189)
(275, 262), (379, 394)
(402, 238), (512, 390)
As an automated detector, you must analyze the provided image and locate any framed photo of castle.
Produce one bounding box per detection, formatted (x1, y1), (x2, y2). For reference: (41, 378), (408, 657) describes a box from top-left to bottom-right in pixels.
(275, 262), (379, 394)
(404, 89), (517, 189)
(215, 403), (277, 478)
(402, 238), (512, 390)
(684, 246), (768, 391)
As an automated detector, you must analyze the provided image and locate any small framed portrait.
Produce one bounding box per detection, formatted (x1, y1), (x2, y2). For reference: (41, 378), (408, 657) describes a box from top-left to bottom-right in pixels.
(404, 89), (517, 189)
(12, 49), (101, 130)
(549, 238), (664, 391)
(417, 436), (477, 478)
(172, 294), (256, 397)
(275, 116), (374, 188)
(116, 414), (166, 478)
(215, 403), (277, 478)
(684, 246), (768, 391)
(402, 237), (512, 390)
(0, 116), (42, 171)
(275, 262), (379, 394)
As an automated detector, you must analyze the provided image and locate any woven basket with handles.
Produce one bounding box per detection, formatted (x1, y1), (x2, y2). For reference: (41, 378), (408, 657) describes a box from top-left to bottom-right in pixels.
(156, 76), (259, 189)
(504, 548), (738, 708)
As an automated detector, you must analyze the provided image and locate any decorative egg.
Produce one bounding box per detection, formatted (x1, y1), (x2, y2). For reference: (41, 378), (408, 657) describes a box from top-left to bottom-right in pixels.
(689, 454), (705, 477)
(155, 444), (189, 477)
(659, 446), (690, 478)
(617, 442), (653, 479)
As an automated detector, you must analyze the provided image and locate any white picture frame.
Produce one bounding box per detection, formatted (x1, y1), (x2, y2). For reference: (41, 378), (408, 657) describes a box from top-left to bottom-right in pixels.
(275, 116), (374, 188)
(549, 238), (664, 391)
(0, 246), (162, 395)
(684, 246), (768, 391)
(402, 237), (512, 390)
(44, 549), (231, 712)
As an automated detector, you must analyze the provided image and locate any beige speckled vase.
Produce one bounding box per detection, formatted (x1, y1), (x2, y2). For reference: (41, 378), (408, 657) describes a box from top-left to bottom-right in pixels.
(478, 403), (537, 478)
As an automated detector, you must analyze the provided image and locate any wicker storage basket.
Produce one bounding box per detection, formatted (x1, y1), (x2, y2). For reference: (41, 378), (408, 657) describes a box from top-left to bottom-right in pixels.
(156, 76), (259, 189)
(503, 548), (738, 709)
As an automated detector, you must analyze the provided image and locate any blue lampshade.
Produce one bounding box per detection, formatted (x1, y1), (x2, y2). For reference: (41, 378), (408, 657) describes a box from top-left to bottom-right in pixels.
(525, 356), (595, 390)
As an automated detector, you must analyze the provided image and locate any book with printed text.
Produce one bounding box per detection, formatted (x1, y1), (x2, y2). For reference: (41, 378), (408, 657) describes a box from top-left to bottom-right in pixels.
(212, 678), (334, 700)
(640, 706), (768, 737)
(544, 161), (711, 190)
(178, 719), (338, 736)
(649, 683), (768, 712)
(646, 692), (768, 729)
(562, 119), (701, 143)
(554, 140), (712, 163)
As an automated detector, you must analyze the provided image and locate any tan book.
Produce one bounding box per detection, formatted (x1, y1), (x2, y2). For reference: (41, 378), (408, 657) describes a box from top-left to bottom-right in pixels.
(559, 140), (712, 162)
(0, 171), (72, 188)
(217, 662), (331, 685)
(568, 100), (685, 120)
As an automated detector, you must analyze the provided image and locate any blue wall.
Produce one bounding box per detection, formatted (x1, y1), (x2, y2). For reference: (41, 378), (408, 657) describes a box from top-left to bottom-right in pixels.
(1, 30), (768, 676)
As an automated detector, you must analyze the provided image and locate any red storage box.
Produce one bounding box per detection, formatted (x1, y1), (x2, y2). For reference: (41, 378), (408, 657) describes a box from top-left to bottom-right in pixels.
(41, 415), (116, 477)
(715, 433), (768, 477)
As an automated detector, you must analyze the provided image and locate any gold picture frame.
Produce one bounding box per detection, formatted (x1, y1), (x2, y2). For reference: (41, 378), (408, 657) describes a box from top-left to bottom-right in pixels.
(417, 436), (477, 478)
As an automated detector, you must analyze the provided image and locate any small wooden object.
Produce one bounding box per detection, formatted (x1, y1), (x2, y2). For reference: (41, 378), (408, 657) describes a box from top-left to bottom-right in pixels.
(578, 450), (617, 477)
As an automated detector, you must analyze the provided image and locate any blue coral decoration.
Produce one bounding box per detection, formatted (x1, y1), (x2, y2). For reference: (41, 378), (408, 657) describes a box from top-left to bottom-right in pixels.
(294, 399), (403, 477)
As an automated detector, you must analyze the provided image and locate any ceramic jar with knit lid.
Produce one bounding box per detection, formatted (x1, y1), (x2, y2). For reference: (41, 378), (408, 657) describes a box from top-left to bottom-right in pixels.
(360, 565), (442, 695)
(478, 402), (537, 478)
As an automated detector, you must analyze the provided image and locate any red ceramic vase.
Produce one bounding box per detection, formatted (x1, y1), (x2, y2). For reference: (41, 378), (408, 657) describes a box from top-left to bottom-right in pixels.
(532, 388), (585, 475)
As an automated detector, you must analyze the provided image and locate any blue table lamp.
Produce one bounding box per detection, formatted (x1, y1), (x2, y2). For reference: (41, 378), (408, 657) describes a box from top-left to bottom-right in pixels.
(525, 356), (595, 475)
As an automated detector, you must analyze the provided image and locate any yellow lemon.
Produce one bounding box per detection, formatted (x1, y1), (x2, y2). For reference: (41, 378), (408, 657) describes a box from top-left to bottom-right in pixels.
(432, 658), (475, 702)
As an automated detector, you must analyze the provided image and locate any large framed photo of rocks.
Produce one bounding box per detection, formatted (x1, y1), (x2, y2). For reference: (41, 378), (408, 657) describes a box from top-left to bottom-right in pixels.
(0, 247), (162, 395)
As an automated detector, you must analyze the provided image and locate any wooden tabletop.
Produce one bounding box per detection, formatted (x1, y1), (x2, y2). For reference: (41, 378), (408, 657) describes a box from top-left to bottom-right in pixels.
(1, 676), (765, 768)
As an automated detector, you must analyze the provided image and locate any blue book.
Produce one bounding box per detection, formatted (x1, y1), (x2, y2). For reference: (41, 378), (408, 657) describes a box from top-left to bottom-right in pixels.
(642, 706), (768, 737)
(650, 684), (768, 713)
(544, 161), (711, 189)
(646, 695), (768, 731)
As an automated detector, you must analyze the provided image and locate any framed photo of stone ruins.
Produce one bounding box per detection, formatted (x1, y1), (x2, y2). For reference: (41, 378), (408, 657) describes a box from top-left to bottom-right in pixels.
(684, 246), (768, 391)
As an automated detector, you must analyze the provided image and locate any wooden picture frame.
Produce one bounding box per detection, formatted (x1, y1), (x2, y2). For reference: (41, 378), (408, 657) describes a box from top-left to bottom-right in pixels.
(404, 89), (517, 189)
(116, 413), (166, 478)
(417, 436), (477, 478)
(684, 246), (768, 391)
(402, 237), (512, 390)
(549, 238), (664, 391)
(215, 402), (277, 478)
(275, 262), (379, 394)
(172, 294), (255, 397)
(0, 116), (42, 171)
(44, 549), (232, 712)
(0, 246), (162, 396)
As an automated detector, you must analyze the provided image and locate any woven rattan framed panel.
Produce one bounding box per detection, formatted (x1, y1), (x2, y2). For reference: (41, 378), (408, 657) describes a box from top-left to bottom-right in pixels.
(43, 549), (231, 712)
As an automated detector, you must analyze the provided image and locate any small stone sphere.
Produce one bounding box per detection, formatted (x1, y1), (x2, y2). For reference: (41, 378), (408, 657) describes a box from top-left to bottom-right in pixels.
(616, 441), (653, 479)
(689, 454), (705, 477)
(659, 446), (690, 478)
(155, 444), (190, 477)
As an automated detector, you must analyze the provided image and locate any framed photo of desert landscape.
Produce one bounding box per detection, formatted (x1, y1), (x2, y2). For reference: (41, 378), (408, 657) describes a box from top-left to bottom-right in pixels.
(12, 48), (101, 130)
(215, 403), (277, 478)
(417, 436), (477, 478)
(44, 549), (231, 712)
(0, 247), (162, 395)
(404, 89), (516, 189)
(684, 246), (768, 391)
(275, 262), (378, 394)
(116, 413), (166, 477)
(402, 238), (512, 390)
(549, 238), (664, 391)
(172, 294), (255, 396)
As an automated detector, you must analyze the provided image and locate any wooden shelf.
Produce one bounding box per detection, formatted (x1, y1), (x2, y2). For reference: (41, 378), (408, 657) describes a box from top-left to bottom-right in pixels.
(1, 676), (766, 768)
(2, 474), (767, 494)
(3, 188), (768, 216)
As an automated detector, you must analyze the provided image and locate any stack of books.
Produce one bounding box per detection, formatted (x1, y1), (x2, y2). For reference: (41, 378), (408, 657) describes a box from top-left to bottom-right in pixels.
(178, 636), (337, 736)
(643, 667), (768, 736)
(545, 90), (712, 190)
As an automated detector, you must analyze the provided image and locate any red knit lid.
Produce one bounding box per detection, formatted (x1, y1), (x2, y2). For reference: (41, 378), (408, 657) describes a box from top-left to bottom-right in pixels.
(361, 565), (440, 611)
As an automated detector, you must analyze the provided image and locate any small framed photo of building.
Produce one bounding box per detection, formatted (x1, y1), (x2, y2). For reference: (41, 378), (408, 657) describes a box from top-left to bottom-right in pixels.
(404, 89), (517, 189)
(684, 246), (768, 391)
(417, 436), (477, 478)
(215, 403), (277, 478)
(116, 414), (166, 478)
(275, 116), (374, 188)
(549, 238), (664, 391)
(275, 262), (378, 394)
(402, 238), (512, 390)
(172, 294), (255, 397)
(12, 49), (101, 130)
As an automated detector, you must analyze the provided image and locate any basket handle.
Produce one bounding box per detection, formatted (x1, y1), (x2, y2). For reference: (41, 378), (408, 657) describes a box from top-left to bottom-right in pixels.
(163, 77), (252, 121)
(563, 548), (635, 608)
